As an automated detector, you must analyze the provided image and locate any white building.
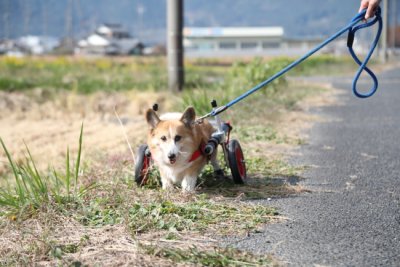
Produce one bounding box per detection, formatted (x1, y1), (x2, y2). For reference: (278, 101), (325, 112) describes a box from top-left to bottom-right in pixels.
(184, 27), (284, 57)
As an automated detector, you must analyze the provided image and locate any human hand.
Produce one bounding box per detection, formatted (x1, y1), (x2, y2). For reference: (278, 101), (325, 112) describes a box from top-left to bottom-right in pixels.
(359, 0), (382, 20)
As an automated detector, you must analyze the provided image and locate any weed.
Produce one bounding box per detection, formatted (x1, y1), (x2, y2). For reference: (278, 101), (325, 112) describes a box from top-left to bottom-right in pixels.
(0, 124), (94, 217)
(141, 244), (273, 266)
(181, 56), (287, 115)
(76, 183), (276, 235)
(129, 198), (275, 234)
(235, 125), (279, 143)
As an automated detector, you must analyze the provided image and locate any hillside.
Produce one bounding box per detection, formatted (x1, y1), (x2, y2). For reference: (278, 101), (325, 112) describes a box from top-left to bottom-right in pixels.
(0, 0), (367, 43)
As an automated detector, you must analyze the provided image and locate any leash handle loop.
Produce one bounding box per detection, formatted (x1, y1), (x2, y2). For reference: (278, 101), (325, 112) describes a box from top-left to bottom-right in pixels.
(347, 7), (382, 98)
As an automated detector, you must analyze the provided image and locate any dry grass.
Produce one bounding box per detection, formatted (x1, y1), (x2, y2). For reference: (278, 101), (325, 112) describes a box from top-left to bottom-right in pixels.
(0, 89), (179, 175)
(0, 56), (342, 266)
(0, 212), (171, 266)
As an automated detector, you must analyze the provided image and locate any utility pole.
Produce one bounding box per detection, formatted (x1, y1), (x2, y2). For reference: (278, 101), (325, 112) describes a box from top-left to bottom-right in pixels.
(382, 0), (389, 62)
(392, 0), (397, 49)
(167, 0), (184, 92)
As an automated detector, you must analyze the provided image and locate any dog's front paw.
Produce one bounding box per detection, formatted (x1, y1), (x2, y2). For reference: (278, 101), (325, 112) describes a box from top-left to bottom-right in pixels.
(161, 177), (174, 191)
(181, 176), (197, 193)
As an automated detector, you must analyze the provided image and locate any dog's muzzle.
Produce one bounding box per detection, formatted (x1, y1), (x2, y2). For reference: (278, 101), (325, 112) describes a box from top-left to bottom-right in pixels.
(168, 153), (177, 164)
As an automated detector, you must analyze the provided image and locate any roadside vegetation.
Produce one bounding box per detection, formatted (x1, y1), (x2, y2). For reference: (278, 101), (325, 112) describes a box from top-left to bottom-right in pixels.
(0, 55), (345, 266)
(0, 55), (356, 94)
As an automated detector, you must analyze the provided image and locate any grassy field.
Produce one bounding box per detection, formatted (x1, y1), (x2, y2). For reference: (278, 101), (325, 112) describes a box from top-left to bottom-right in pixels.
(0, 55), (344, 266)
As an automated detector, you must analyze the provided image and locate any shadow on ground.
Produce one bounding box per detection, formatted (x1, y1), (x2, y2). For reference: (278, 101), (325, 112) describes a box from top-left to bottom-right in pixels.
(197, 173), (306, 200)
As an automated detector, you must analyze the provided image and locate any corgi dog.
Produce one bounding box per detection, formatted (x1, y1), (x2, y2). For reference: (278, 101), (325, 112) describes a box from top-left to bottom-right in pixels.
(146, 107), (221, 192)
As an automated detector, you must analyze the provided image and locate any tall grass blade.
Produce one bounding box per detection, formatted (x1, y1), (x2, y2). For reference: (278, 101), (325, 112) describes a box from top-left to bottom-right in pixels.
(51, 168), (64, 204)
(0, 138), (18, 179)
(0, 188), (18, 208)
(74, 123), (83, 195)
(66, 146), (70, 198)
(20, 165), (40, 204)
(24, 142), (48, 196)
(24, 142), (42, 184)
(0, 138), (25, 201)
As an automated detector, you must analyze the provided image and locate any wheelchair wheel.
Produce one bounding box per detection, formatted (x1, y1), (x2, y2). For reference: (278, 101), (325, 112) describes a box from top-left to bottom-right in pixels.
(227, 139), (247, 184)
(135, 144), (151, 186)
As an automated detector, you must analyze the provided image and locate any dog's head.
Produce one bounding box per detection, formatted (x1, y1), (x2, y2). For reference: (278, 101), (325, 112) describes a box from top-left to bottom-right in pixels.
(146, 107), (197, 166)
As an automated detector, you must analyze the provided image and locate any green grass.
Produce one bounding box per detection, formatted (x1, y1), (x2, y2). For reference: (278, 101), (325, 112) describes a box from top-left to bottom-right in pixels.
(76, 182), (276, 235)
(181, 56), (288, 115)
(181, 56), (333, 118)
(0, 55), (357, 95)
(0, 57), (167, 93)
(0, 56), (227, 94)
(0, 124), (94, 218)
(141, 244), (273, 267)
(127, 198), (274, 234)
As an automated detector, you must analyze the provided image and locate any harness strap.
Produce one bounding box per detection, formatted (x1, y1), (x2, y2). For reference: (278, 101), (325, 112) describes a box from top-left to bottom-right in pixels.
(188, 142), (206, 163)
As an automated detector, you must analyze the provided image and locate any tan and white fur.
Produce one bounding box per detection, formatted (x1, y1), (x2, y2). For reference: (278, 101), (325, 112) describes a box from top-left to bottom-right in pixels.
(146, 107), (220, 192)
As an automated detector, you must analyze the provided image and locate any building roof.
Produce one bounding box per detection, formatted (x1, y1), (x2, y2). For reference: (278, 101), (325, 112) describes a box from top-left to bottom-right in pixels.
(85, 34), (110, 46)
(183, 27), (284, 38)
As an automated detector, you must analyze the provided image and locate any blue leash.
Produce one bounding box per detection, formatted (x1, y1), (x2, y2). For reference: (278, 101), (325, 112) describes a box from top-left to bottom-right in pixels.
(199, 8), (383, 120)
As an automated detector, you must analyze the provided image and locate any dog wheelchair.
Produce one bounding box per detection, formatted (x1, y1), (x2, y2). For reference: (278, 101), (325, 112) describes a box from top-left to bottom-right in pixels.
(134, 101), (247, 186)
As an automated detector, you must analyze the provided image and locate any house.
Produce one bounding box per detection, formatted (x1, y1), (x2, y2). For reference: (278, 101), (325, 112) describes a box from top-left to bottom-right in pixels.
(12, 36), (59, 55)
(76, 23), (144, 56)
(0, 40), (20, 55)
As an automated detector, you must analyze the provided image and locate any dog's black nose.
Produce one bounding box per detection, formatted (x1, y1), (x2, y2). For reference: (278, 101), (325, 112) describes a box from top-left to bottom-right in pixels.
(168, 153), (176, 160)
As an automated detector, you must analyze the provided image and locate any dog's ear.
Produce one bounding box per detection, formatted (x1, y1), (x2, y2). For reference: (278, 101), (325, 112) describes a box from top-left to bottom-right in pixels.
(180, 107), (196, 127)
(146, 108), (160, 129)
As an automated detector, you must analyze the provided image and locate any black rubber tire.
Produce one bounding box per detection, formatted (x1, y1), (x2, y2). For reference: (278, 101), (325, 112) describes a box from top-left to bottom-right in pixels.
(227, 139), (247, 184)
(135, 144), (151, 186)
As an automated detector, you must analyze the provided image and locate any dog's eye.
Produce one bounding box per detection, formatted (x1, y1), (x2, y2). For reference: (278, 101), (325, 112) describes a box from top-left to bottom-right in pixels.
(174, 135), (182, 142)
(161, 136), (167, 142)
